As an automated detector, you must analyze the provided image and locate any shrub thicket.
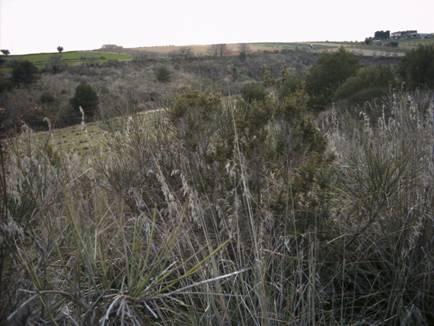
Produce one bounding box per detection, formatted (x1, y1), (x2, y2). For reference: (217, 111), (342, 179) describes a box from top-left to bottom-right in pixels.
(240, 82), (267, 103)
(334, 65), (398, 105)
(399, 45), (434, 89)
(306, 48), (359, 110)
(11, 61), (39, 85)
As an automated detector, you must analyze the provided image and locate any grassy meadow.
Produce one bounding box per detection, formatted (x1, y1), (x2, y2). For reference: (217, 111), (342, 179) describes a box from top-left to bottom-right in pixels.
(3, 50), (132, 69)
(21, 109), (164, 157)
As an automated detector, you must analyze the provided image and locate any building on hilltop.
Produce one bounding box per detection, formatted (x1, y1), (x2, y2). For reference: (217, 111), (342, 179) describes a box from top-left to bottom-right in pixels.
(391, 30), (418, 39)
(374, 30), (390, 40)
(101, 44), (123, 51)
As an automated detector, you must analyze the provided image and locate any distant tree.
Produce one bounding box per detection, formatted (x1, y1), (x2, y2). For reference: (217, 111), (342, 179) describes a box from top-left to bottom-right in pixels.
(210, 44), (227, 57)
(154, 65), (171, 83)
(218, 44), (226, 57)
(70, 82), (99, 118)
(239, 50), (247, 62)
(57, 46), (64, 53)
(305, 48), (359, 111)
(1, 49), (10, 56)
(178, 47), (193, 58)
(239, 44), (249, 61)
(11, 61), (39, 85)
(399, 45), (434, 89)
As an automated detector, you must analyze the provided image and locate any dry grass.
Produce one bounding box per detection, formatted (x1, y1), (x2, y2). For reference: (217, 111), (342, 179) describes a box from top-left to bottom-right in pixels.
(15, 109), (164, 157)
(131, 42), (406, 58)
(1, 91), (433, 325)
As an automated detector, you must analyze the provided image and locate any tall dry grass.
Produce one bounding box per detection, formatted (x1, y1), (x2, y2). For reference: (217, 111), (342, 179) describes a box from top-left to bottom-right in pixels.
(0, 91), (433, 325)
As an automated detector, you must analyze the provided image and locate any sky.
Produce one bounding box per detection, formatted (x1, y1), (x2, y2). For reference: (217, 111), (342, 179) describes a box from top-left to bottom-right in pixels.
(1, 0), (433, 54)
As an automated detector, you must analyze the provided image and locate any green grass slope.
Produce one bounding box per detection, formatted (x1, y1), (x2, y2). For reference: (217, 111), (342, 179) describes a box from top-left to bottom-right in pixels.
(4, 50), (132, 69)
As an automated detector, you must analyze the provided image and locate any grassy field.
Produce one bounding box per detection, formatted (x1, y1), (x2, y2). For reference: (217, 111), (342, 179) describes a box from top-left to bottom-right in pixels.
(3, 50), (132, 69)
(32, 122), (107, 156)
(397, 37), (434, 49)
(27, 109), (163, 157)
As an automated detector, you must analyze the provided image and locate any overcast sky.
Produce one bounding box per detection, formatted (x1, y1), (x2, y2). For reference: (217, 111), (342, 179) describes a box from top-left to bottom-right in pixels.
(1, 0), (433, 54)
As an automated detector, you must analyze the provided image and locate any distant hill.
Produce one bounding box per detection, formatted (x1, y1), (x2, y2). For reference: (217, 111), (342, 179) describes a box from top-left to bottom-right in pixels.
(5, 38), (432, 69)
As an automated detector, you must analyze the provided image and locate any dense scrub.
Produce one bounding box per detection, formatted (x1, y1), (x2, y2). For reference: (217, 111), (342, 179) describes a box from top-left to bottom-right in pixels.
(0, 86), (433, 324)
(0, 48), (402, 136)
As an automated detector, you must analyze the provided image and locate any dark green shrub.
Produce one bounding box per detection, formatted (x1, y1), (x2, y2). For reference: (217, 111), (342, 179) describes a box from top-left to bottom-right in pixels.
(306, 48), (359, 111)
(11, 60), (39, 85)
(169, 89), (222, 153)
(278, 74), (303, 100)
(39, 92), (56, 104)
(154, 65), (171, 83)
(399, 45), (434, 89)
(239, 50), (247, 62)
(0, 74), (12, 93)
(334, 65), (398, 104)
(241, 82), (267, 103)
(70, 82), (99, 118)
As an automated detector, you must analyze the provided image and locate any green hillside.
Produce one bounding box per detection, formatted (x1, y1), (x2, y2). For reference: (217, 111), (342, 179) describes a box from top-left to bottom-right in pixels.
(3, 50), (132, 69)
